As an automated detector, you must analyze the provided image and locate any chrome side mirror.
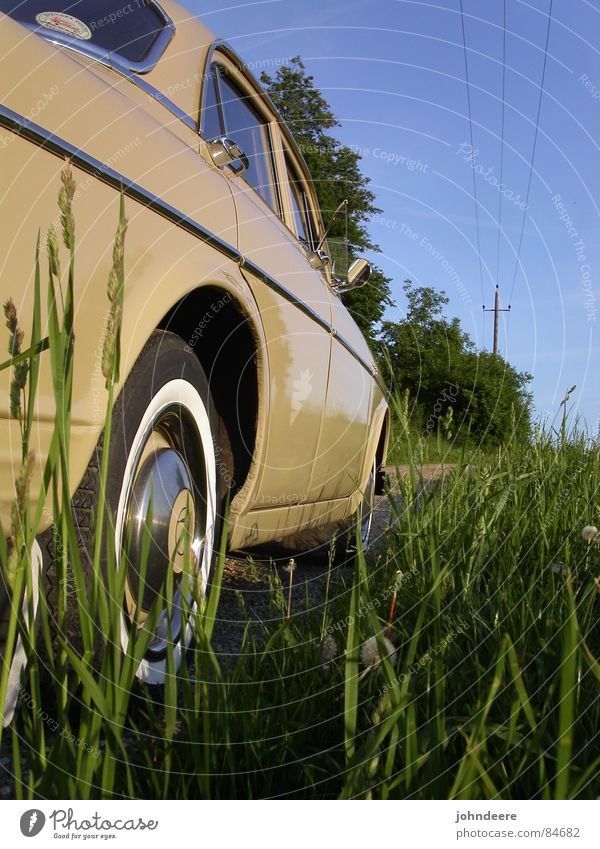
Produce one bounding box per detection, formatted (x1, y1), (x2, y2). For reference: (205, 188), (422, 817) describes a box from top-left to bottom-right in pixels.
(347, 258), (372, 288)
(331, 258), (372, 294)
(207, 137), (249, 176)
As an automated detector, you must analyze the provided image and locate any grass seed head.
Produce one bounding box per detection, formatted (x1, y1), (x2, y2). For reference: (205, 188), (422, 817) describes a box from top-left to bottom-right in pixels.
(3, 298), (28, 421)
(320, 633), (337, 669)
(7, 451), (35, 588)
(3, 297), (16, 333)
(58, 161), (76, 250)
(107, 216), (127, 302)
(361, 635), (397, 669)
(46, 226), (61, 279)
(101, 210), (128, 387)
(101, 302), (121, 386)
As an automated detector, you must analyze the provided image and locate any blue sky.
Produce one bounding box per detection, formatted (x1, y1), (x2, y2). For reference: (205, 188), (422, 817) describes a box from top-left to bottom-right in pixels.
(188, 0), (599, 432)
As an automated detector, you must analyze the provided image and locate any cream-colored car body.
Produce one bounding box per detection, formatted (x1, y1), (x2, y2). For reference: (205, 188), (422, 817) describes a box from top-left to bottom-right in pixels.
(0, 1), (389, 551)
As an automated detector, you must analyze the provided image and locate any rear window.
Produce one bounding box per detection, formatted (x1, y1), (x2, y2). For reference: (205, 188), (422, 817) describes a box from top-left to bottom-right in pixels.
(0, 0), (172, 68)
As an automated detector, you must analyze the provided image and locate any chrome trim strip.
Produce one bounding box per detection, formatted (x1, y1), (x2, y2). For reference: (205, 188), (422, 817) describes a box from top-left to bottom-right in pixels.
(240, 258), (331, 335)
(18, 0), (175, 75)
(0, 104), (240, 262)
(0, 104), (383, 387)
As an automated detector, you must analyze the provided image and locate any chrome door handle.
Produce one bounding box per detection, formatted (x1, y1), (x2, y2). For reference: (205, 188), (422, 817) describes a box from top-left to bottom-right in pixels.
(207, 136), (249, 176)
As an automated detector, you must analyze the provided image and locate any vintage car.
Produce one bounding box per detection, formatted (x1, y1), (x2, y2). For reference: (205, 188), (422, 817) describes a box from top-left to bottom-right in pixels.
(0, 0), (389, 721)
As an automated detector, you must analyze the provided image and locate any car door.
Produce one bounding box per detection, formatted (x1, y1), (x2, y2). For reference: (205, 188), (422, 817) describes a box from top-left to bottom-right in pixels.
(282, 158), (374, 502)
(200, 53), (333, 508)
(324, 286), (376, 498)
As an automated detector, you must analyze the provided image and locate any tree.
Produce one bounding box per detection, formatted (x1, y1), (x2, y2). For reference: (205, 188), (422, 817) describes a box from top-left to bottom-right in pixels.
(261, 58), (393, 342)
(261, 61), (531, 446)
(381, 280), (532, 445)
(456, 350), (533, 445)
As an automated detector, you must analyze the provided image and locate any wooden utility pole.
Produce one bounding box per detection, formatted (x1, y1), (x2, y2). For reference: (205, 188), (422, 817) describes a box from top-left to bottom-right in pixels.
(483, 285), (511, 355)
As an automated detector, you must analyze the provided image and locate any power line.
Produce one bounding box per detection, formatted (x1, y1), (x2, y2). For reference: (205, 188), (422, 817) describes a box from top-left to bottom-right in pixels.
(495, 0), (506, 287)
(458, 0), (486, 317)
(508, 0), (554, 306)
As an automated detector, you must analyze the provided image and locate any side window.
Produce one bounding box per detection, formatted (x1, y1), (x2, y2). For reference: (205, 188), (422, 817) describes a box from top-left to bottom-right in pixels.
(286, 157), (317, 250)
(202, 69), (224, 141)
(287, 165), (309, 246)
(217, 71), (278, 211)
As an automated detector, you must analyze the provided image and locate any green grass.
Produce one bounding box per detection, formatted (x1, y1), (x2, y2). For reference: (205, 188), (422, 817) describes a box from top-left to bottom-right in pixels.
(1, 166), (599, 799)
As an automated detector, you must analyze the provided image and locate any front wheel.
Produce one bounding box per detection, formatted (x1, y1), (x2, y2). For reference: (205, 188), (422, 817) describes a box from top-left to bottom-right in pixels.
(111, 333), (223, 683)
(46, 331), (227, 684)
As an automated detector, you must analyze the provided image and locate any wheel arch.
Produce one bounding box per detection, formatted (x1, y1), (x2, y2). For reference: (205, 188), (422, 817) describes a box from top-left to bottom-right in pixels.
(157, 282), (267, 511)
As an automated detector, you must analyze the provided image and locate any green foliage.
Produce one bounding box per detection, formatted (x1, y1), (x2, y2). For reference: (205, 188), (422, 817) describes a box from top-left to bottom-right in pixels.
(3, 164), (599, 803)
(381, 280), (532, 446)
(261, 57), (393, 342)
(261, 58), (531, 444)
(4, 355), (600, 798)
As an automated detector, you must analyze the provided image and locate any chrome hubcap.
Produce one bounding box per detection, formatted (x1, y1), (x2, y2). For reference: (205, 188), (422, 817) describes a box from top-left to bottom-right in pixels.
(168, 488), (195, 574)
(121, 406), (206, 658)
